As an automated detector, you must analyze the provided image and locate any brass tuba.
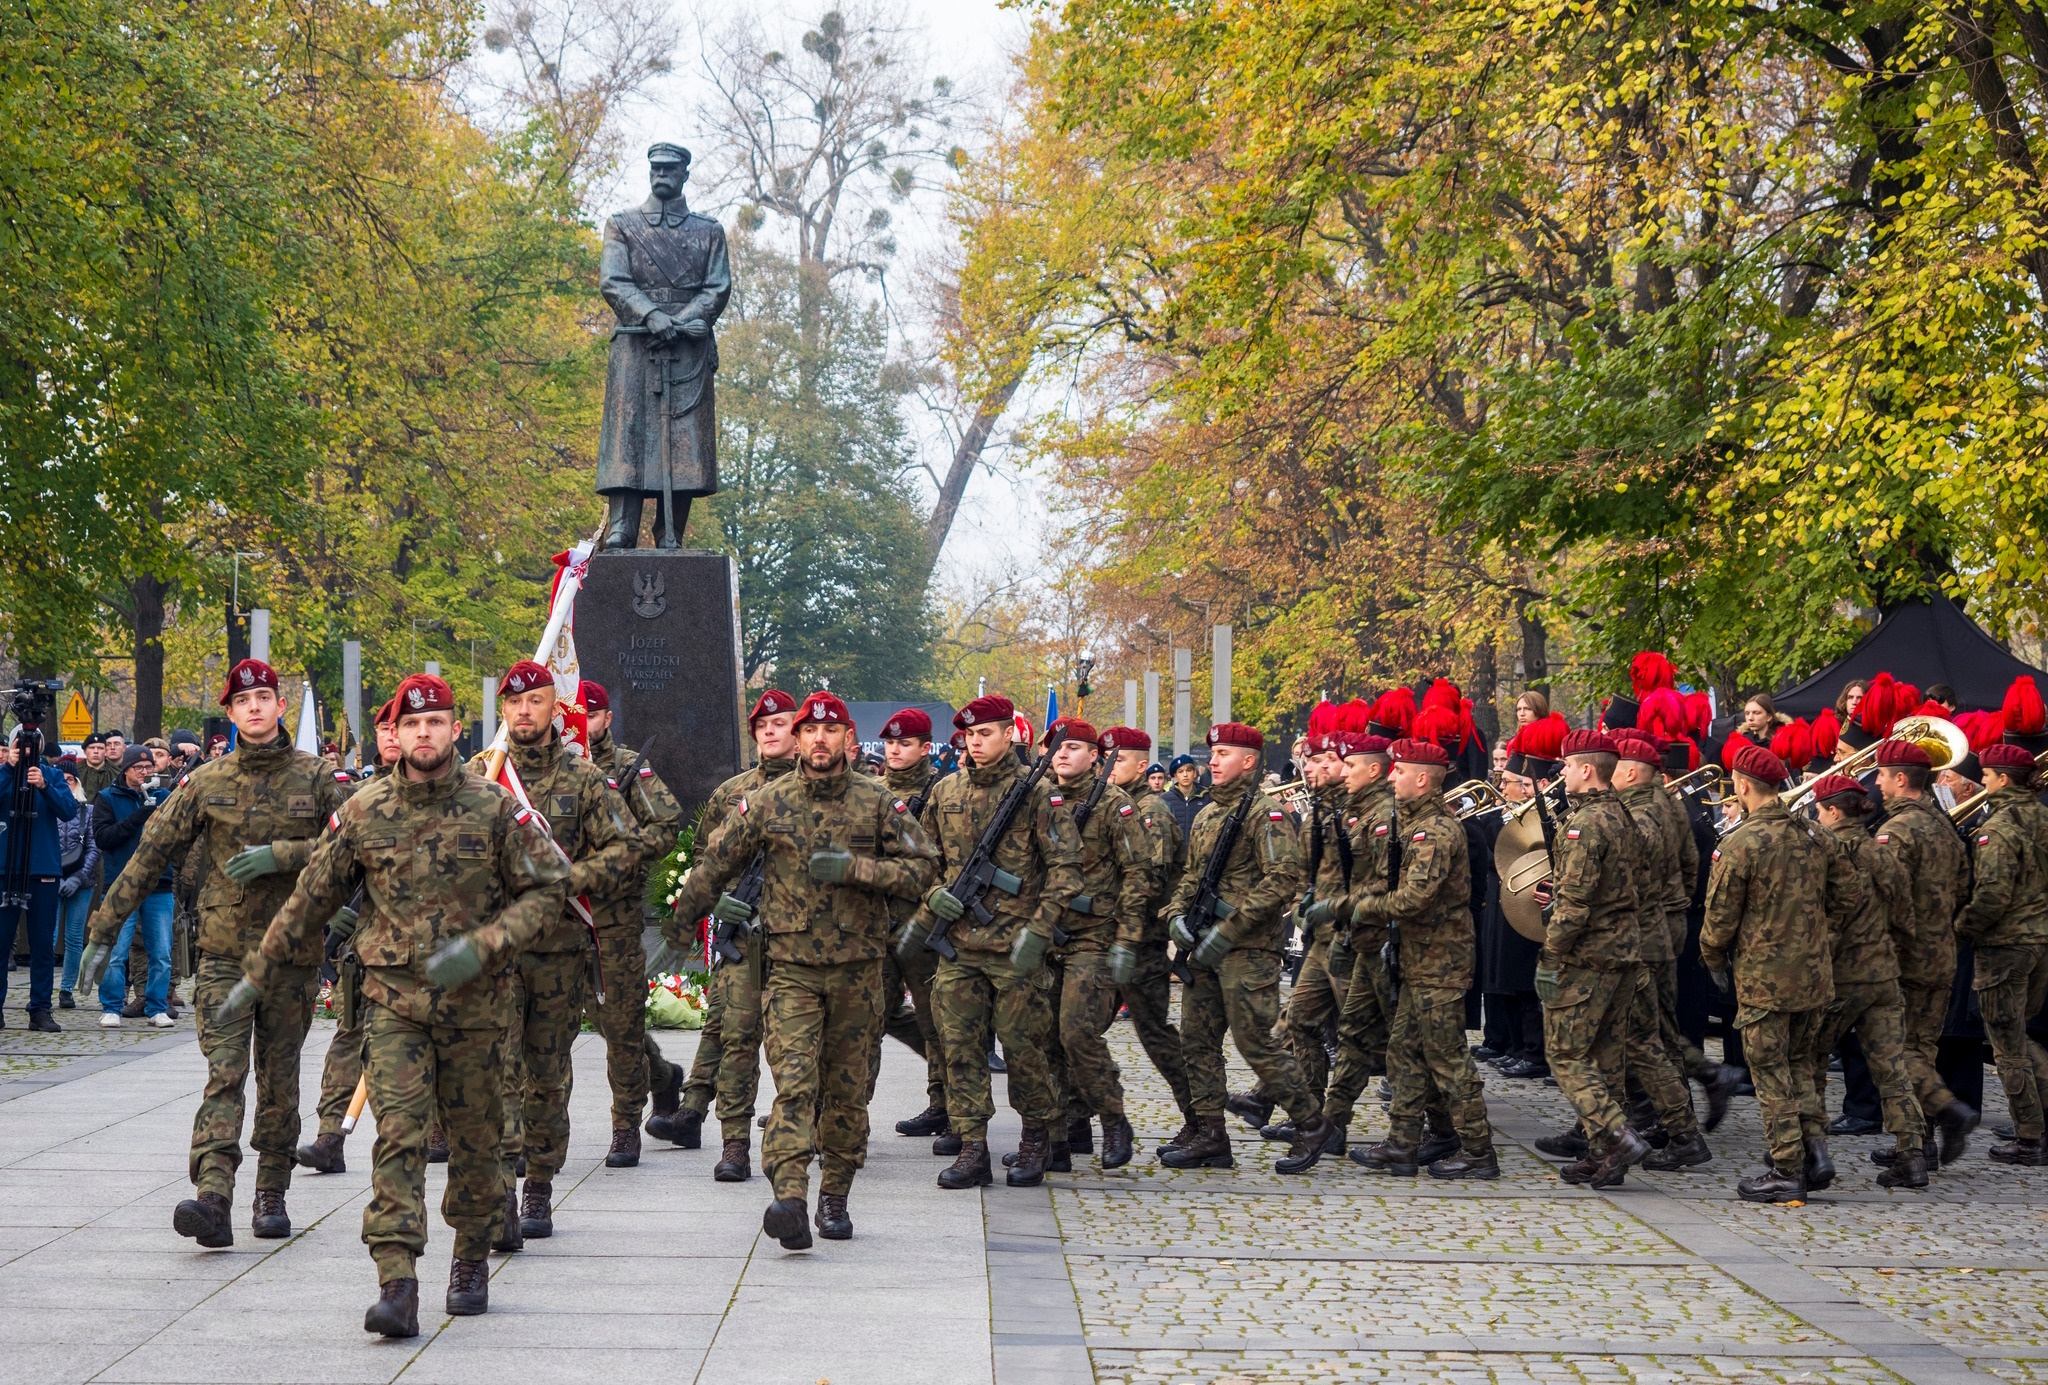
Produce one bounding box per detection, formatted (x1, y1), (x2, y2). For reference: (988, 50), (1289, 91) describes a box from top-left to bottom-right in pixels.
(1779, 715), (1970, 812)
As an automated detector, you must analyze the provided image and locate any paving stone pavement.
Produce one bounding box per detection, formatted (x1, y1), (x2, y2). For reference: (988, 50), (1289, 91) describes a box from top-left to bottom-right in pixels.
(6, 977), (2048, 1384)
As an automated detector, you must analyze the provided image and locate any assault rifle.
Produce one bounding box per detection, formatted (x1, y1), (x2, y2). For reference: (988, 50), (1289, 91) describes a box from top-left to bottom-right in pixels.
(926, 754), (1053, 961)
(1169, 787), (1258, 985)
(1383, 819), (1405, 998)
(709, 851), (766, 970)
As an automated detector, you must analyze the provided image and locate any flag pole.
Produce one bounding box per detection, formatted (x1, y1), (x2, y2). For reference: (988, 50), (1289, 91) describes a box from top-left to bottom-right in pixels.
(478, 524), (602, 785)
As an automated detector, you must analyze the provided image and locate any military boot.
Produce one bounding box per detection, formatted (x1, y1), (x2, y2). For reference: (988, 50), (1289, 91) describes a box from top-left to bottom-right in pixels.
(1224, 1090), (1274, 1130)
(1349, 1138), (1418, 1176)
(937, 1139), (993, 1189)
(1258, 1120), (1296, 1143)
(364, 1278), (419, 1338)
(1989, 1134), (2048, 1166)
(446, 1258), (489, 1316)
(1589, 1127), (1649, 1189)
(1558, 1154), (1600, 1185)
(1275, 1114), (1335, 1175)
(1100, 1114), (1134, 1170)
(644, 1065), (684, 1142)
(519, 1180), (554, 1239)
(490, 1184), (523, 1253)
(1876, 1146), (1930, 1187)
(1803, 1136), (1836, 1192)
(606, 1127), (641, 1169)
(815, 1192), (852, 1241)
(1154, 1114), (1199, 1157)
(1697, 1064), (1738, 1133)
(1935, 1099), (1981, 1166)
(1534, 1126), (1589, 1160)
(1046, 1133), (1073, 1174)
(1322, 1117), (1348, 1157)
(172, 1191), (234, 1248)
(1416, 1130), (1460, 1166)
(714, 1138), (751, 1182)
(1007, 1126), (1051, 1187)
(671, 1106), (705, 1150)
(426, 1125), (449, 1164)
(932, 1127), (963, 1157)
(250, 1190), (290, 1239)
(1427, 1145), (1500, 1180)
(1158, 1113), (1234, 1169)
(1066, 1117), (1094, 1155)
(296, 1132), (346, 1175)
(1737, 1165), (1807, 1203)
(896, 1104), (948, 1137)
(1641, 1132), (1712, 1171)
(763, 1196), (813, 1250)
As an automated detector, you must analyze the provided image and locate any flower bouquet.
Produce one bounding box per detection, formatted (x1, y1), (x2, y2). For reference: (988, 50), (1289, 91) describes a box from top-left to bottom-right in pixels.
(646, 971), (708, 1030)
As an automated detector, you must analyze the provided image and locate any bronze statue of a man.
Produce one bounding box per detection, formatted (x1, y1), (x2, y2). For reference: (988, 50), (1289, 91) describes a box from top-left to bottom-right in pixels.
(596, 143), (732, 549)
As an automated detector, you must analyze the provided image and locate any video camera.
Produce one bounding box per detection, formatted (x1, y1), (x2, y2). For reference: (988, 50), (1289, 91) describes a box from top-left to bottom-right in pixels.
(7, 678), (62, 732)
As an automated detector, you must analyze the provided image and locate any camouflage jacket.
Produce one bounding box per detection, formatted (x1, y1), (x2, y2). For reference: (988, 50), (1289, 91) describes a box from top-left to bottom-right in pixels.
(1298, 784), (1357, 947)
(588, 729), (682, 911)
(1052, 770), (1153, 952)
(882, 762), (942, 928)
(1868, 795), (1969, 987)
(1961, 786), (2048, 946)
(1617, 784), (1678, 964)
(468, 732), (637, 951)
(702, 755), (798, 844)
(1166, 776), (1304, 953)
(671, 760), (936, 964)
(1824, 818), (1906, 986)
(90, 733), (345, 966)
(1350, 789), (1472, 989)
(1542, 788), (1642, 972)
(1701, 800), (1861, 1012)
(1127, 784), (1184, 942)
(250, 766), (568, 1028)
(1335, 779), (1398, 946)
(912, 753), (1081, 953)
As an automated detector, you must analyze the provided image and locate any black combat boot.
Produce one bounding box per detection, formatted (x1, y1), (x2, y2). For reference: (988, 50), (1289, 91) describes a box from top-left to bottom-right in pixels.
(172, 1191), (234, 1248)
(1066, 1117), (1094, 1155)
(1427, 1145), (1500, 1180)
(1416, 1130), (1460, 1166)
(1558, 1154), (1600, 1185)
(763, 1196), (812, 1250)
(1258, 1121), (1296, 1143)
(671, 1106), (704, 1150)
(1275, 1114), (1334, 1175)
(426, 1125), (449, 1164)
(1046, 1134), (1073, 1174)
(937, 1139), (992, 1189)
(644, 1065), (684, 1142)
(250, 1189), (290, 1239)
(815, 1192), (852, 1240)
(714, 1138), (751, 1182)
(1100, 1114), (1134, 1170)
(296, 1131), (346, 1174)
(1589, 1127), (1649, 1189)
(1737, 1165), (1807, 1203)
(1224, 1090), (1274, 1131)
(1158, 1113), (1234, 1169)
(491, 1184), (523, 1253)
(606, 1127), (641, 1169)
(1007, 1125), (1051, 1187)
(1154, 1114), (1199, 1157)
(1989, 1134), (2048, 1166)
(1697, 1064), (1738, 1133)
(446, 1257), (489, 1316)
(1322, 1117), (1348, 1157)
(896, 1104), (949, 1137)
(932, 1127), (963, 1157)
(1534, 1126), (1589, 1160)
(519, 1180), (554, 1239)
(1876, 1146), (1930, 1187)
(1349, 1138), (1418, 1176)
(1641, 1132), (1712, 1171)
(365, 1278), (419, 1338)
(1935, 1099), (1980, 1166)
(1803, 1136), (1836, 1192)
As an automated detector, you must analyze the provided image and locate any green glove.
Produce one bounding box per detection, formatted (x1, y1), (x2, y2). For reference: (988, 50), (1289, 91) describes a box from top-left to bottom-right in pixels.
(1303, 897), (1340, 929)
(1708, 968), (1733, 996)
(1106, 942), (1138, 987)
(214, 977), (261, 1025)
(1191, 927), (1233, 970)
(925, 885), (964, 921)
(710, 892), (755, 926)
(224, 845), (280, 883)
(895, 918), (931, 964)
(78, 942), (110, 992)
(1010, 927), (1050, 977)
(326, 906), (360, 942)
(426, 937), (484, 989)
(1167, 914), (1195, 950)
(808, 849), (854, 884)
(1533, 963), (1560, 1007)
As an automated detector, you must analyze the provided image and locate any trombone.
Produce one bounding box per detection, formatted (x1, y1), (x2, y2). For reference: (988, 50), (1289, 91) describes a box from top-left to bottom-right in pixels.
(1666, 763), (1726, 804)
(1450, 779), (1511, 820)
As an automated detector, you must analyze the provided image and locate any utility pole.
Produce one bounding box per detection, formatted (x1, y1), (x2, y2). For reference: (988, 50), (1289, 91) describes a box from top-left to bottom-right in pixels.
(1211, 624), (1232, 726)
(1172, 647), (1192, 757)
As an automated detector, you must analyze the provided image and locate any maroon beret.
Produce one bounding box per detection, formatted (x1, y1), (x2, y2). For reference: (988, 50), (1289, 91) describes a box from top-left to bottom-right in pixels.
(881, 708), (933, 741)
(1388, 736), (1449, 767)
(955, 695), (1015, 730)
(1875, 738), (1932, 768)
(1043, 717), (1099, 749)
(393, 673), (457, 719)
(1731, 742), (1789, 784)
(499, 660), (554, 696)
(1207, 721), (1264, 751)
(748, 689), (797, 723)
(219, 658), (280, 706)
(794, 690), (852, 726)
(1980, 742), (2037, 772)
(1809, 772), (1866, 803)
(372, 697), (398, 727)
(1612, 735), (1661, 766)
(577, 680), (609, 712)
(1339, 731), (1392, 759)
(1561, 728), (1619, 758)
(1099, 726), (1151, 752)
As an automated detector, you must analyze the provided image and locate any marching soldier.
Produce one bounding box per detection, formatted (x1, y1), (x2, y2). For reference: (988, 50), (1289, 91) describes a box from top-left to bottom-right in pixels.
(1701, 742), (1863, 1203)
(1160, 723), (1332, 1174)
(81, 659), (344, 1247)
(219, 673), (568, 1333)
(896, 695), (1081, 1190)
(667, 689), (800, 1175)
(471, 661), (638, 1244)
(1317, 727), (1402, 1145)
(874, 708), (950, 1142)
(1959, 743), (2048, 1165)
(667, 692), (936, 1246)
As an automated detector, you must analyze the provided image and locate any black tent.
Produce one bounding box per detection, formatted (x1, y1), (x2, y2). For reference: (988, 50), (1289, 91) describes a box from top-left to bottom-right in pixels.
(1772, 594), (2048, 717)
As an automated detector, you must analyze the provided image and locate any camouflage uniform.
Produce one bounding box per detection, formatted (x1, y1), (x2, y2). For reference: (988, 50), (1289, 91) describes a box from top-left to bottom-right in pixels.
(680, 755), (796, 1138)
(1701, 801), (1862, 1173)
(316, 767), (383, 1138)
(246, 766), (567, 1283)
(1812, 817), (1923, 1153)
(1280, 784), (1359, 1101)
(1613, 787), (1700, 1141)
(913, 754), (1082, 1143)
(877, 762), (944, 1108)
(469, 734), (638, 1185)
(1644, 778), (1712, 1082)
(1350, 788), (1491, 1151)
(1539, 787), (1643, 1149)
(1959, 785), (2048, 1141)
(586, 729), (683, 1130)
(1118, 784), (1193, 1119)
(669, 761), (935, 1199)
(1867, 796), (1970, 1142)
(90, 734), (343, 1203)
(1168, 777), (1318, 1124)
(1323, 778), (1400, 1127)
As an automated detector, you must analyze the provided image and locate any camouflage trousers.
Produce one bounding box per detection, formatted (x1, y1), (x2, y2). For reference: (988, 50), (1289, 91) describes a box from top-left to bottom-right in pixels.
(1622, 965), (1699, 1139)
(763, 958), (886, 1200)
(1183, 949), (1319, 1123)
(1542, 963), (1632, 1142)
(362, 1004), (503, 1284)
(1653, 953), (1718, 1085)
(1281, 936), (1350, 1100)
(1974, 944), (2048, 1140)
(1118, 939), (1193, 1119)
(1047, 949), (1126, 1125)
(682, 941), (763, 1141)
(1900, 978), (1962, 1140)
(501, 948), (587, 1184)
(1387, 983), (1492, 1151)
(873, 943), (942, 1107)
(1740, 1006), (1826, 1173)
(1323, 938), (1395, 1125)
(190, 953), (316, 1199)
(932, 948), (1060, 1142)
(584, 926), (674, 1131)
(1808, 979), (1922, 1152)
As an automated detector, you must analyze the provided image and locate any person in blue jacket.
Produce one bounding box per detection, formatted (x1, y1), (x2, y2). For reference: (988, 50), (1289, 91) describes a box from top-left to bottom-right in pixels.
(0, 734), (81, 1030)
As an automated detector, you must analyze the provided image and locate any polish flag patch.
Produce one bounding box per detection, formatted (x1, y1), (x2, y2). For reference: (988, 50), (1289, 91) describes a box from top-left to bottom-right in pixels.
(333, 770), (351, 783)
(1411, 831), (1426, 841)
(1876, 833), (1890, 843)
(1711, 849), (1721, 861)
(1049, 795), (1065, 806)
(606, 779), (619, 791)
(1269, 810), (1285, 821)
(1118, 803), (1134, 816)
(515, 807), (534, 825)
(639, 766), (654, 778)
(737, 797), (748, 815)
(1979, 834), (1992, 846)
(1374, 824), (1389, 836)
(1566, 829), (1581, 839)
(327, 812), (341, 832)
(893, 799), (909, 813)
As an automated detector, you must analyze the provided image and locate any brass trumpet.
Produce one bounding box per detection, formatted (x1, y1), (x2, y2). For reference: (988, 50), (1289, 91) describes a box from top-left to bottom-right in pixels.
(1450, 779), (1511, 819)
(1950, 746), (2048, 823)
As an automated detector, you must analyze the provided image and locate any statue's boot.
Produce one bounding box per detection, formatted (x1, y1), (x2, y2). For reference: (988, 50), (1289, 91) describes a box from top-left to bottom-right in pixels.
(604, 493), (643, 549)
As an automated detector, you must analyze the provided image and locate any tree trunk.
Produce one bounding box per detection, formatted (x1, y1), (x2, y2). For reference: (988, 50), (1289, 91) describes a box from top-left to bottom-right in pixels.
(1469, 637), (1499, 743)
(131, 574), (167, 740)
(920, 368), (1023, 586)
(1517, 599), (1549, 701)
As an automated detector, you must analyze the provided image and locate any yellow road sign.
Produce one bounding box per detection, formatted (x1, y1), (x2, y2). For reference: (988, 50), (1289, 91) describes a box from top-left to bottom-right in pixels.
(59, 690), (93, 742)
